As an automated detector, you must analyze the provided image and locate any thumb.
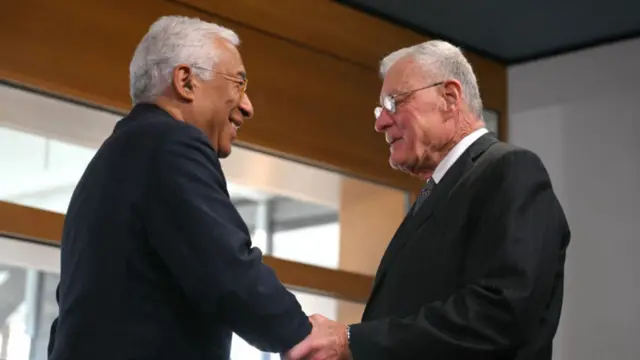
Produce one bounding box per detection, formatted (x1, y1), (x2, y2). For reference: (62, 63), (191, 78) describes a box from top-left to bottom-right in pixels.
(309, 313), (327, 326)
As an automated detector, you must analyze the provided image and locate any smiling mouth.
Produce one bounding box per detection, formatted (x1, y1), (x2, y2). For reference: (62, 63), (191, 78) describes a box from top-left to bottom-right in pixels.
(230, 118), (242, 131)
(388, 137), (402, 145)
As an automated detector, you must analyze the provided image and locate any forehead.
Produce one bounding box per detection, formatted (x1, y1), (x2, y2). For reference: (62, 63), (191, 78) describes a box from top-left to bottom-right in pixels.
(380, 56), (420, 98)
(213, 38), (246, 76)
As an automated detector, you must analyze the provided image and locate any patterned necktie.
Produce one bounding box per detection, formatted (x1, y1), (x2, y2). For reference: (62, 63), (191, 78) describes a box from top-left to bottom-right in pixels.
(413, 178), (436, 215)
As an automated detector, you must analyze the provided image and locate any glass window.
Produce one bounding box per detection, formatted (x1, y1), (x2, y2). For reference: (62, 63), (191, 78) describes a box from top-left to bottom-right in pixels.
(0, 237), (59, 360)
(0, 127), (94, 214)
(272, 222), (340, 269)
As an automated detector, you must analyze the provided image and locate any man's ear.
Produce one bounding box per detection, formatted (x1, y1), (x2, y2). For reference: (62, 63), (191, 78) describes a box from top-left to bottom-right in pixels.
(172, 64), (196, 102)
(442, 79), (463, 113)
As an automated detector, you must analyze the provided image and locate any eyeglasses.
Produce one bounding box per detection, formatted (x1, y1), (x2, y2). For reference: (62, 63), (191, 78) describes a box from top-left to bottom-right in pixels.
(374, 81), (444, 119)
(191, 66), (248, 99)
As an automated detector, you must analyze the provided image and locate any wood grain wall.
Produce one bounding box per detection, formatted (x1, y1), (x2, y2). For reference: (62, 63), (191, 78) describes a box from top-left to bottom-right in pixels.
(0, 0), (507, 193)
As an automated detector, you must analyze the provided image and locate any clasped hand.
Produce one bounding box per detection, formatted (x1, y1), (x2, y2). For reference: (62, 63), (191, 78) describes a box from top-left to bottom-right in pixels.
(284, 314), (352, 360)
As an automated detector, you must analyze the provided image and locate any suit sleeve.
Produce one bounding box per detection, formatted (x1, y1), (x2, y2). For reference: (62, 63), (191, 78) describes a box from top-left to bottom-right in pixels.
(348, 149), (570, 359)
(144, 125), (311, 353)
(47, 288), (59, 356)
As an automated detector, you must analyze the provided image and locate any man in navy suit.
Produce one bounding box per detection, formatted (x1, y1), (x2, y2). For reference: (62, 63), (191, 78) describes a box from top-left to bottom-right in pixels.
(47, 15), (311, 360)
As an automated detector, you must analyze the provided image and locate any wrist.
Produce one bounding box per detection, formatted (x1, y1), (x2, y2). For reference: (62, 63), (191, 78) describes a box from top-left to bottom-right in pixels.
(342, 324), (353, 360)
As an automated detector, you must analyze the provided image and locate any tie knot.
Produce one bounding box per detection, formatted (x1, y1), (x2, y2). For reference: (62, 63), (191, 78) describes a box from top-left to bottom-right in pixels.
(422, 178), (436, 192)
(413, 178), (436, 215)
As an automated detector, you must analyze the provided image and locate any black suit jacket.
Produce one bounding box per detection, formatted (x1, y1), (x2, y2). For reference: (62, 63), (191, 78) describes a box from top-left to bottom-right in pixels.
(47, 104), (311, 360)
(349, 134), (570, 360)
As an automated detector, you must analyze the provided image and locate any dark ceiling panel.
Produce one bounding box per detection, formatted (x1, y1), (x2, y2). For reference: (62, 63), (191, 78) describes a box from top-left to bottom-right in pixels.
(337, 0), (640, 64)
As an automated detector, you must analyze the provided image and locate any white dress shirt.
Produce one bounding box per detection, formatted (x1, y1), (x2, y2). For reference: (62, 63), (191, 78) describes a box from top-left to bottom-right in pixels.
(431, 128), (489, 184)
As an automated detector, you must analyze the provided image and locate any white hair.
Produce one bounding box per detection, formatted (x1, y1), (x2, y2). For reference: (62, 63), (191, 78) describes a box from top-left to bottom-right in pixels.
(380, 40), (484, 119)
(129, 16), (240, 105)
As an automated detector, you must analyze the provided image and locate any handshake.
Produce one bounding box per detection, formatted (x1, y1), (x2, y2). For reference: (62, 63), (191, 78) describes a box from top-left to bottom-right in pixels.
(283, 314), (352, 360)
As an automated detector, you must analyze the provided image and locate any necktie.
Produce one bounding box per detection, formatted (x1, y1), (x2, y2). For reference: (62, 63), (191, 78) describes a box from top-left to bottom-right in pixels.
(413, 178), (436, 215)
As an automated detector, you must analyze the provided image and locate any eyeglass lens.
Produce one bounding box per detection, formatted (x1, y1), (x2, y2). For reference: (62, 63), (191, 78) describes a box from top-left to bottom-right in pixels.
(374, 96), (396, 120)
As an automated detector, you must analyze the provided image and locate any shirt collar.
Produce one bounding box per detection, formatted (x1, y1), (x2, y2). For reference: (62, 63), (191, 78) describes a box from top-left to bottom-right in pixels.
(431, 128), (489, 184)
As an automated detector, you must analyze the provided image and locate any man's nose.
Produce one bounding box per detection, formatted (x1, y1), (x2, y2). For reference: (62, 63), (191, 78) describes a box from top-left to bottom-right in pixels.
(239, 93), (254, 119)
(374, 111), (393, 133)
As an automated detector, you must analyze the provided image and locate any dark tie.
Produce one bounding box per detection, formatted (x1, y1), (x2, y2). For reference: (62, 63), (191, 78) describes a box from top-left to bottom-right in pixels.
(413, 178), (436, 215)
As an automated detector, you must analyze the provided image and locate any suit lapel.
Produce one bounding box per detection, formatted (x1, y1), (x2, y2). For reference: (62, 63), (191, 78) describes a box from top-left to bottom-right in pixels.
(408, 133), (498, 234)
(363, 133), (499, 317)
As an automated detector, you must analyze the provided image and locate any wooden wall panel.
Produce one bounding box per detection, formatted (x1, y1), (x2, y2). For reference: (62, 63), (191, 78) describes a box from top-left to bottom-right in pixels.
(178, 0), (430, 69)
(339, 178), (406, 276)
(0, 202), (63, 246)
(179, 0), (508, 116)
(0, 201), (373, 303)
(263, 257), (373, 303)
(0, 0), (506, 193)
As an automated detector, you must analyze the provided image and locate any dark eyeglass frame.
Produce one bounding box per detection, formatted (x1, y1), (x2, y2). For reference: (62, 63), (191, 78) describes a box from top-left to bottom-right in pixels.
(191, 65), (248, 98)
(374, 81), (444, 120)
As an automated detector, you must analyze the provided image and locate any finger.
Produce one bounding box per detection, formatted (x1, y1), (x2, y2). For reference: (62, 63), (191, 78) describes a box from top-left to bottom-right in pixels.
(287, 338), (316, 359)
(309, 316), (322, 327)
(309, 348), (331, 360)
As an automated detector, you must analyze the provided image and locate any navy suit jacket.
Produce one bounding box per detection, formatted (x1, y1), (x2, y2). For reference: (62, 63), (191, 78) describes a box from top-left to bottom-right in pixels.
(47, 104), (311, 360)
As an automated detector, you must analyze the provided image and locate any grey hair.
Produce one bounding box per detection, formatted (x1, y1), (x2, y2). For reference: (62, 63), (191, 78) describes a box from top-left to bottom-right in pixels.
(129, 16), (240, 105)
(379, 40), (484, 119)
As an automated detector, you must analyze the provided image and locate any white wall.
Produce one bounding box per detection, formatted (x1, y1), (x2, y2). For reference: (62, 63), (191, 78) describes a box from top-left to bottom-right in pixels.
(508, 38), (640, 360)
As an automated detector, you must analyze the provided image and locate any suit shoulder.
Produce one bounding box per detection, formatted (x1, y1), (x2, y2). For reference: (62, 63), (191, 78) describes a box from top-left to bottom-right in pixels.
(115, 112), (210, 151)
(487, 142), (544, 167)
(122, 112), (191, 137)
(476, 142), (550, 184)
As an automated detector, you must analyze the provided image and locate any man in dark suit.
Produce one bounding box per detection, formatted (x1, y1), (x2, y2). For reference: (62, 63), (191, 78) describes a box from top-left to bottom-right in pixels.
(47, 16), (311, 360)
(288, 40), (570, 360)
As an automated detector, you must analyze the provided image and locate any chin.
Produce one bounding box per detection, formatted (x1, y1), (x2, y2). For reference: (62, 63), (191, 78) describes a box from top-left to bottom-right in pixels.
(215, 141), (231, 158)
(218, 147), (231, 158)
(389, 153), (417, 174)
(215, 136), (234, 158)
(389, 158), (400, 170)
(389, 158), (411, 174)
(389, 152), (408, 169)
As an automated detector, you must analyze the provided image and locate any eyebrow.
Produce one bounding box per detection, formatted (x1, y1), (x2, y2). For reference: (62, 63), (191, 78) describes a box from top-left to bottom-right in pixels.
(236, 71), (247, 80)
(379, 88), (399, 103)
